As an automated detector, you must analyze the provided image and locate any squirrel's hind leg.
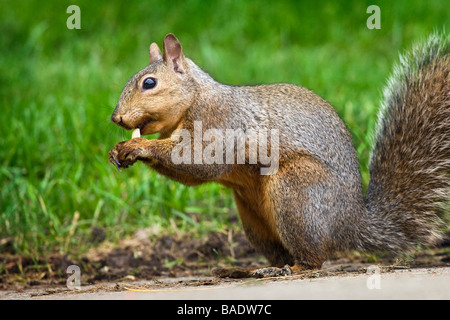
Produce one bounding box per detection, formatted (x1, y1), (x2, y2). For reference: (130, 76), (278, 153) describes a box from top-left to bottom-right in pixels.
(267, 158), (332, 270)
(232, 189), (295, 267)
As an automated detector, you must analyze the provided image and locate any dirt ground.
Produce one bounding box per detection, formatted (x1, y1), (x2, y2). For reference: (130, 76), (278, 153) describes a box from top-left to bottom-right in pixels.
(1, 228), (449, 299)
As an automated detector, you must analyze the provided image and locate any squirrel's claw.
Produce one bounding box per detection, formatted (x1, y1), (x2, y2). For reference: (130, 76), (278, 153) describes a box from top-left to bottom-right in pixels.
(108, 154), (122, 171)
(113, 159), (122, 172)
(108, 148), (124, 171)
(109, 138), (151, 171)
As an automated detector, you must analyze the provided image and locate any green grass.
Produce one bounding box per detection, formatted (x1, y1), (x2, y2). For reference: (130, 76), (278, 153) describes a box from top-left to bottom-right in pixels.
(0, 0), (448, 258)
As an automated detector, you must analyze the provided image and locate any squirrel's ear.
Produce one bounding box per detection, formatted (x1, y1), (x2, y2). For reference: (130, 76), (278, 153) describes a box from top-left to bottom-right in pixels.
(149, 42), (162, 63)
(163, 33), (186, 74)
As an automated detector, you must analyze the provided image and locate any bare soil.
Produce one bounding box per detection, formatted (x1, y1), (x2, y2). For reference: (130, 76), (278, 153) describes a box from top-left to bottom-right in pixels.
(1, 228), (449, 298)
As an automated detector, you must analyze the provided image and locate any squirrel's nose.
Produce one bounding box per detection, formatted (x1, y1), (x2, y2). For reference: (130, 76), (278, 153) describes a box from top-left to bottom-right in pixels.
(111, 112), (121, 124)
(111, 112), (132, 130)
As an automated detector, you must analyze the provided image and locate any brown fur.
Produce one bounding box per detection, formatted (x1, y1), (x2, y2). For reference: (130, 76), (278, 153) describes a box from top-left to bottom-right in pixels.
(109, 33), (450, 277)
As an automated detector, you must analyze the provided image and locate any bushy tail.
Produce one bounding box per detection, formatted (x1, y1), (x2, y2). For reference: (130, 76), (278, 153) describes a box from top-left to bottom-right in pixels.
(362, 32), (450, 253)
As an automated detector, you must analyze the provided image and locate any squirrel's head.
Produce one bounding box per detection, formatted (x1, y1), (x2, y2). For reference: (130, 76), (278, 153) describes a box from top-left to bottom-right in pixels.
(111, 33), (196, 137)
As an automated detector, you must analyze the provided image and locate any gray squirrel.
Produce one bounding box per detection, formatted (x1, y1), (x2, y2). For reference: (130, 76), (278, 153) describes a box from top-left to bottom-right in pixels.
(109, 33), (449, 277)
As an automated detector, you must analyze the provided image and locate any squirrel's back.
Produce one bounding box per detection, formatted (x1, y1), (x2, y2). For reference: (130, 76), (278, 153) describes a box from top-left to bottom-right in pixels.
(188, 59), (361, 179)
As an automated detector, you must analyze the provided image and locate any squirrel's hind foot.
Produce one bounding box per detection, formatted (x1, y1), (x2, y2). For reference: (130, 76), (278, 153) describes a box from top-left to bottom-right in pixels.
(212, 265), (299, 278)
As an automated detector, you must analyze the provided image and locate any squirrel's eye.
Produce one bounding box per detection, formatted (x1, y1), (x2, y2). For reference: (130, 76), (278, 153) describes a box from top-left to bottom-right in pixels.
(142, 77), (157, 90)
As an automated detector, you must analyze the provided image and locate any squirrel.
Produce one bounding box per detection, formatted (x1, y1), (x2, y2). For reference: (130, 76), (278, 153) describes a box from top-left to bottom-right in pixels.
(109, 33), (450, 278)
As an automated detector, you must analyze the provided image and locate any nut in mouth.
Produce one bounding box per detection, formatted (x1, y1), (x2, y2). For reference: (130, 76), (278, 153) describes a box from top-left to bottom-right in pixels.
(136, 118), (153, 135)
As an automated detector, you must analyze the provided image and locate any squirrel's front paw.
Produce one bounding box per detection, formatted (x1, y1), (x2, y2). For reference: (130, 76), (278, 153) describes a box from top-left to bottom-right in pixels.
(109, 138), (152, 170)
